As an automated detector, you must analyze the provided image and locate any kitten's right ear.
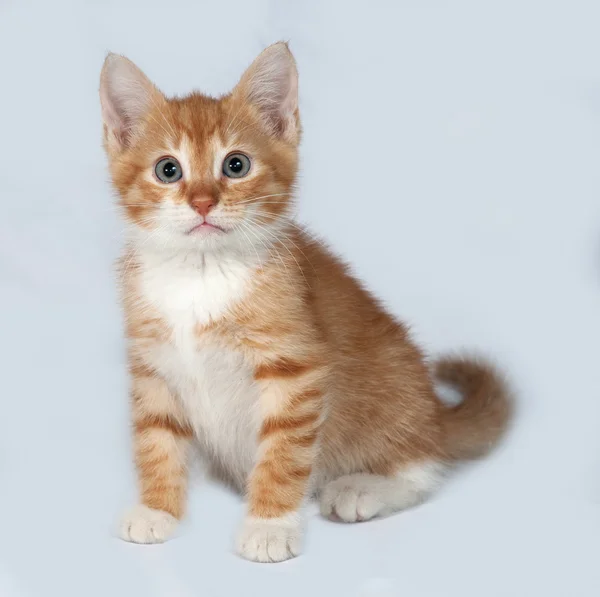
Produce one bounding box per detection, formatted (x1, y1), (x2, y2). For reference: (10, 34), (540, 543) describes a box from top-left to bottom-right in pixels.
(99, 53), (164, 150)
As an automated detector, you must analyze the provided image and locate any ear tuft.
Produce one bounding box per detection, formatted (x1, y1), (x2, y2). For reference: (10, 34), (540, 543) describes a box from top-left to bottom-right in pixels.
(234, 42), (299, 143)
(99, 53), (163, 149)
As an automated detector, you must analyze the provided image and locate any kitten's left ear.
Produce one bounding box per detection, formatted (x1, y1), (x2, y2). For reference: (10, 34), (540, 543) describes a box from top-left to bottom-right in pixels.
(99, 53), (165, 151)
(233, 42), (300, 144)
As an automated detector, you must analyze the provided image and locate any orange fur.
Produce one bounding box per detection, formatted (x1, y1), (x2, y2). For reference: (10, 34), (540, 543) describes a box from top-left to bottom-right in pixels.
(101, 43), (513, 560)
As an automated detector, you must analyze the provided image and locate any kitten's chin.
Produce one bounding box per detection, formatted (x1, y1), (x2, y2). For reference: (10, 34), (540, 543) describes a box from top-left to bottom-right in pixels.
(128, 225), (224, 253)
(129, 222), (257, 257)
(187, 222), (226, 236)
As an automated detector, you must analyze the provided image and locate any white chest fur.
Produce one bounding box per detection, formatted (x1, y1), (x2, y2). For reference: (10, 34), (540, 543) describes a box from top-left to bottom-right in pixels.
(139, 249), (253, 327)
(137, 248), (261, 486)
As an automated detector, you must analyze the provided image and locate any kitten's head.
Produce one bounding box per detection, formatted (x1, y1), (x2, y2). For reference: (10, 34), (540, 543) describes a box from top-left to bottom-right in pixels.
(100, 42), (299, 253)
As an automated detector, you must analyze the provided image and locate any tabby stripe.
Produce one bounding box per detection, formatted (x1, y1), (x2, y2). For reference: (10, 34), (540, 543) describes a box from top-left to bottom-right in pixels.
(249, 465), (312, 518)
(134, 414), (193, 438)
(255, 461), (312, 486)
(287, 429), (319, 448)
(254, 358), (316, 380)
(259, 410), (321, 441)
(129, 362), (156, 378)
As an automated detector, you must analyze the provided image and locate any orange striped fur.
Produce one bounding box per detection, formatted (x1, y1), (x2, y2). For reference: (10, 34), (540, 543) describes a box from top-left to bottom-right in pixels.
(101, 43), (513, 561)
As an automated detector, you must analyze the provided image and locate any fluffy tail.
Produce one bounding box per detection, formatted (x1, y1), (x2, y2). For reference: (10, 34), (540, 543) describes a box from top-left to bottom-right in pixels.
(433, 354), (514, 461)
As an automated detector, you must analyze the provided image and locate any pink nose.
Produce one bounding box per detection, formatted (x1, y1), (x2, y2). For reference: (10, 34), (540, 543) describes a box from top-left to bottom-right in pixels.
(190, 198), (215, 217)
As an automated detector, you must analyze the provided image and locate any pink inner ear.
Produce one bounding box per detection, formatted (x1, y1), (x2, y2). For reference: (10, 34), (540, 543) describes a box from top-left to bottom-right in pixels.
(100, 54), (162, 146)
(100, 84), (127, 139)
(237, 43), (299, 142)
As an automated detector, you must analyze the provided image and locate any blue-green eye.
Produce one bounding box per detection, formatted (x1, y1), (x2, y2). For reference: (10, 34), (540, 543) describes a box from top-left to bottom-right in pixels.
(155, 157), (182, 183)
(223, 153), (251, 178)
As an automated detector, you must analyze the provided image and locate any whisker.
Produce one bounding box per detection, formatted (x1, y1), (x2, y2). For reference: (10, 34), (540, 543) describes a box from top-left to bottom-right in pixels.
(243, 218), (311, 287)
(233, 221), (265, 272)
(146, 112), (176, 144)
(229, 117), (258, 139)
(225, 102), (247, 137)
(234, 193), (289, 205)
(143, 82), (177, 140)
(250, 212), (325, 247)
(119, 224), (167, 283)
(237, 220), (293, 285)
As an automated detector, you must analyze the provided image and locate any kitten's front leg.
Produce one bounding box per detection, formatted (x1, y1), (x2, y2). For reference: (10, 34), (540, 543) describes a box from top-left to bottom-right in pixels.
(120, 366), (193, 544)
(236, 359), (325, 563)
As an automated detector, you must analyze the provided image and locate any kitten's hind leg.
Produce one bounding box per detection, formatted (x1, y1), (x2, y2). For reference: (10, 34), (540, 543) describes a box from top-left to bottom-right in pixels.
(319, 462), (446, 523)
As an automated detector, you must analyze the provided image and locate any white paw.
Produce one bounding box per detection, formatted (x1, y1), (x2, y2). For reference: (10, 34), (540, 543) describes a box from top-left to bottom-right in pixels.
(236, 515), (303, 563)
(119, 504), (179, 544)
(320, 476), (385, 522)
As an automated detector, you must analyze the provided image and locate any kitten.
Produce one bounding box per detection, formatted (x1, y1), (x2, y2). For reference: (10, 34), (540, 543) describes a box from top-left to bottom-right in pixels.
(100, 42), (512, 563)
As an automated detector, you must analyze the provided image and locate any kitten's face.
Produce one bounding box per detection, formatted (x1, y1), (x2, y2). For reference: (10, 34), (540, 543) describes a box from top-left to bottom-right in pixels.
(100, 43), (299, 253)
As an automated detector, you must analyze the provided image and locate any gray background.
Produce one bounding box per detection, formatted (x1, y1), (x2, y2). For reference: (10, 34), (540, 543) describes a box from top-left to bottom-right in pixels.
(1, 1), (599, 595)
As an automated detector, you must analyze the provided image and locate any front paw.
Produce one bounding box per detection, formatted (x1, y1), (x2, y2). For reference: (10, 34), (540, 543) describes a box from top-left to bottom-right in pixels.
(236, 515), (303, 563)
(119, 504), (179, 544)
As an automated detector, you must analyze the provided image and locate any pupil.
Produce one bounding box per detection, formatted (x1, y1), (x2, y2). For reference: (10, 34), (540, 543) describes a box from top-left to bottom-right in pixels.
(163, 162), (177, 177)
(229, 157), (243, 172)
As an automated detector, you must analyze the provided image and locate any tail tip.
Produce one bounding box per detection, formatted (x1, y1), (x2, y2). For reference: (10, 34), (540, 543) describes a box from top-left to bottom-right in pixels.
(433, 352), (515, 461)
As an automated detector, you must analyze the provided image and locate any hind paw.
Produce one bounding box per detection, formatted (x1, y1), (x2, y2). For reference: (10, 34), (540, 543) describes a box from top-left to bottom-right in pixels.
(320, 476), (385, 522)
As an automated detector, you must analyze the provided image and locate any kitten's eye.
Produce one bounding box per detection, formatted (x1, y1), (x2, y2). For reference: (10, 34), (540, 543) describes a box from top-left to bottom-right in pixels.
(222, 153), (251, 179)
(155, 157), (182, 183)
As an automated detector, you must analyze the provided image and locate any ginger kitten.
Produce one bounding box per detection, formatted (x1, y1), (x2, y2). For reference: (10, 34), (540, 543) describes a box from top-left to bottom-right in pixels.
(100, 42), (512, 563)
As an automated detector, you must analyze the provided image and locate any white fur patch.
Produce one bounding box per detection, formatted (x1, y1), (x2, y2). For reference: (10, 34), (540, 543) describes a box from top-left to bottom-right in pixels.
(137, 247), (260, 487)
(138, 248), (254, 328)
(119, 504), (178, 544)
(236, 513), (303, 563)
(319, 462), (445, 522)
